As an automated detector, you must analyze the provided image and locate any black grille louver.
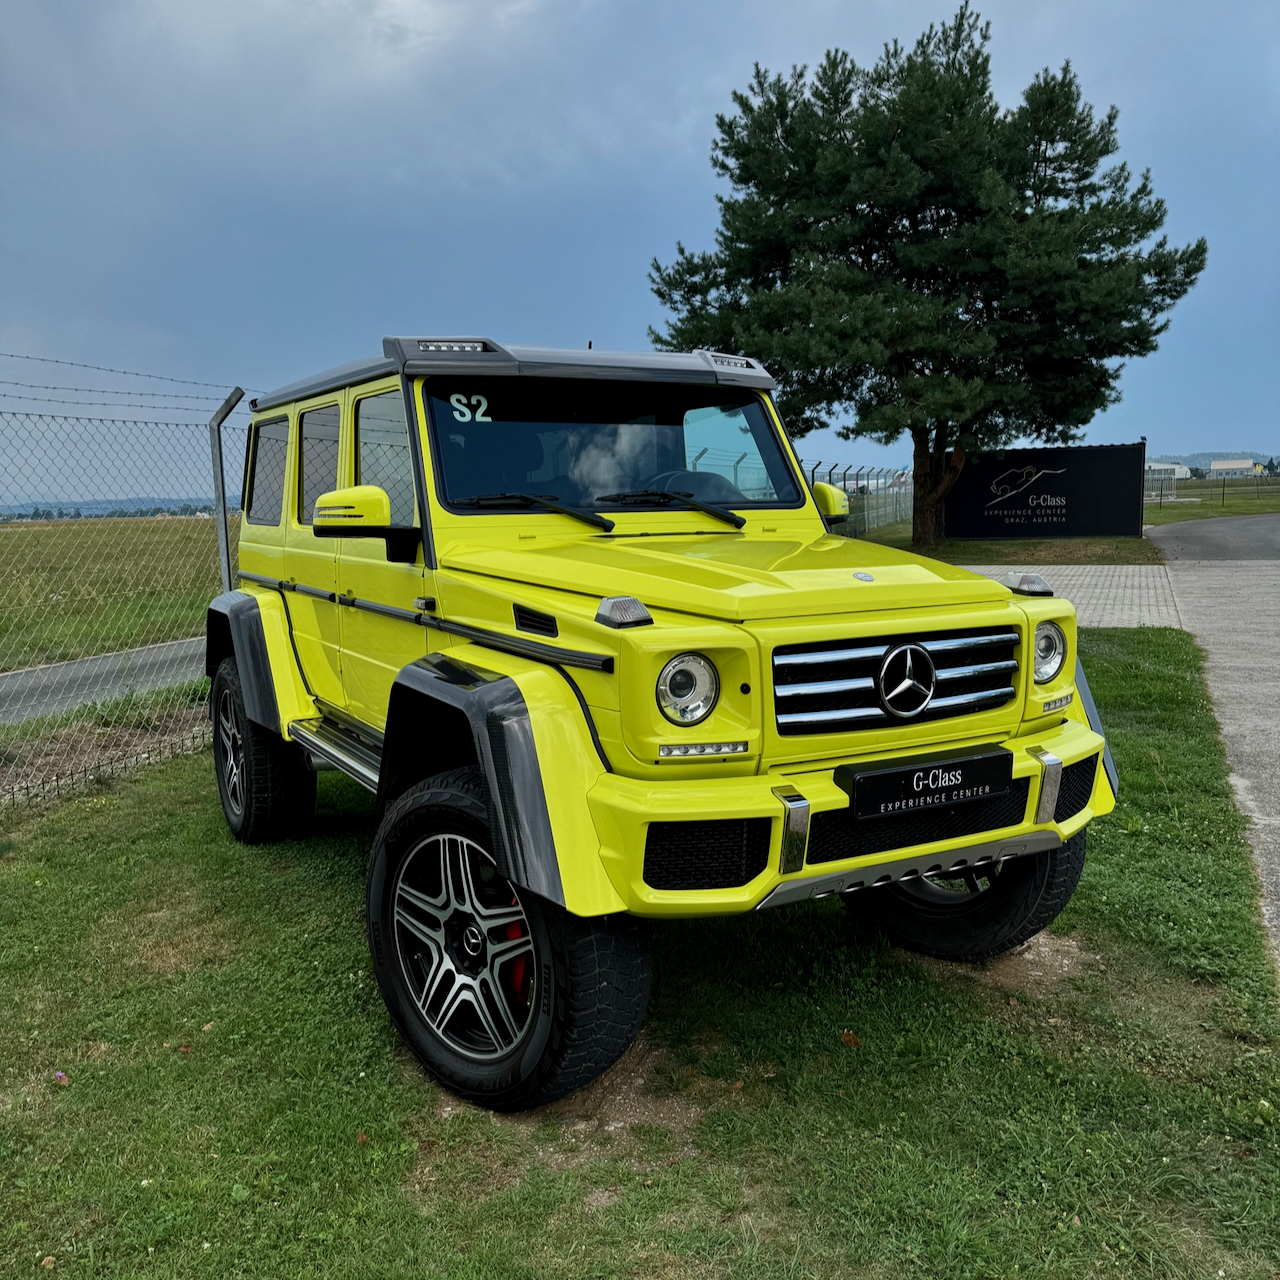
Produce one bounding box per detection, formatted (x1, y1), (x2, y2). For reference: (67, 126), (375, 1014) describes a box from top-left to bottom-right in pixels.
(772, 626), (1020, 735)
(806, 778), (1031, 864)
(1054, 755), (1098, 823)
(513, 604), (558, 638)
(644, 818), (771, 890)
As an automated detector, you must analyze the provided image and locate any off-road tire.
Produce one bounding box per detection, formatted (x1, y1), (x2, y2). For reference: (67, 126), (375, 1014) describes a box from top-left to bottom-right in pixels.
(845, 831), (1087, 962)
(211, 656), (316, 844)
(366, 768), (652, 1111)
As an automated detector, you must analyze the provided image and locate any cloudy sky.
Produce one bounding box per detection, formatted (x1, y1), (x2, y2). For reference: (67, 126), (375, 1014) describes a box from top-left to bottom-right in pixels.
(1, 0), (1276, 467)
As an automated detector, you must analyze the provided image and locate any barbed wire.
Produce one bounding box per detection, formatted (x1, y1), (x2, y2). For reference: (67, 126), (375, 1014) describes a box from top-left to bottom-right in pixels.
(0, 350), (259, 393)
(0, 392), (220, 413)
(1, 410), (239, 429)
(0, 378), (224, 401)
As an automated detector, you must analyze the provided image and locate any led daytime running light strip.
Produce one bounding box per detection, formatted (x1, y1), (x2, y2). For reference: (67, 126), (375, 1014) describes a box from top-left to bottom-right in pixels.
(658, 741), (748, 757)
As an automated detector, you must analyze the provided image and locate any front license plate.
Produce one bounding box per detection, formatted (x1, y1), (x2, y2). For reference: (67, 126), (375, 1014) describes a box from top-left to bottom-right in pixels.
(835, 749), (1013, 821)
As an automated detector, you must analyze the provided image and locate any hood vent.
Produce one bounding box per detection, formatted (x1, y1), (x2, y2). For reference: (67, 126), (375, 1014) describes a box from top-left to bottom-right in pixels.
(513, 604), (558, 638)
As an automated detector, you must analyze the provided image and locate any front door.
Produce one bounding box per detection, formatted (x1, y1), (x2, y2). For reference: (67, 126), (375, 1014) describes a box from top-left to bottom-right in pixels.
(335, 382), (429, 729)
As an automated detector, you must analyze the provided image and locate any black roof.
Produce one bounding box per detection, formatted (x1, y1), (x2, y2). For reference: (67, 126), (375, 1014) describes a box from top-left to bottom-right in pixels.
(249, 337), (775, 412)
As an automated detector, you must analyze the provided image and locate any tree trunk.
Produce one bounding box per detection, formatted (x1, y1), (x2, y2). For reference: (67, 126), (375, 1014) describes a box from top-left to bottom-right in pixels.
(911, 428), (966, 547)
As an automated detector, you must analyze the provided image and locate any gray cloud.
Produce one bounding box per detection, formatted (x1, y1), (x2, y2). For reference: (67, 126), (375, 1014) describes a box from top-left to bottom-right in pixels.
(1, 0), (1276, 460)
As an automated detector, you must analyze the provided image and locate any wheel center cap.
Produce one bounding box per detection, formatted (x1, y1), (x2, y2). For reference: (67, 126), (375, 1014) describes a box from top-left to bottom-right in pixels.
(461, 922), (484, 957)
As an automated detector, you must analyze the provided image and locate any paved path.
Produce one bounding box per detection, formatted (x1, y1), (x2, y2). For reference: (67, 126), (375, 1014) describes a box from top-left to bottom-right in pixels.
(0, 637), (205, 725)
(1150, 512), (1280, 561)
(963, 564), (1181, 628)
(969, 529), (1280, 947)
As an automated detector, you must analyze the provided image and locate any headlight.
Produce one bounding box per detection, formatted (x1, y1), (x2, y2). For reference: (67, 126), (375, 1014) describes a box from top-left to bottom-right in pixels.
(1033, 621), (1067, 684)
(656, 653), (719, 725)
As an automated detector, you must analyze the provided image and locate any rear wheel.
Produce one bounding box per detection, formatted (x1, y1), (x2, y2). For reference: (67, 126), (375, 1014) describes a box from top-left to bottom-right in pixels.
(211, 657), (316, 843)
(367, 768), (652, 1110)
(844, 832), (1087, 962)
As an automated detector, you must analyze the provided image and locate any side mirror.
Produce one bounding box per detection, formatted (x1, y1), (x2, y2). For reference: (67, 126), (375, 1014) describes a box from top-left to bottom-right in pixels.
(811, 481), (849, 527)
(311, 485), (420, 563)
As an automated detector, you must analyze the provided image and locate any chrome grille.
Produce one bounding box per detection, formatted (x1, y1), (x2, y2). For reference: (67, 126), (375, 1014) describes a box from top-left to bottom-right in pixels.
(772, 626), (1020, 735)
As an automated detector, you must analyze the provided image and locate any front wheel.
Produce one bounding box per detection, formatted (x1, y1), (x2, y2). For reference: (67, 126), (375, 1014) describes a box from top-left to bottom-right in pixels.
(366, 769), (652, 1110)
(844, 831), (1087, 962)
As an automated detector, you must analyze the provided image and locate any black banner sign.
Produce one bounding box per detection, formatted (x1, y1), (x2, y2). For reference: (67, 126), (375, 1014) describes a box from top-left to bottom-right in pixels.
(944, 443), (1145, 539)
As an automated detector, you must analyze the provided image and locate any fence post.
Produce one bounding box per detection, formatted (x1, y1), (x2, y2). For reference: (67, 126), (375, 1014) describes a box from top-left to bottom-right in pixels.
(810, 460), (822, 484)
(733, 451), (748, 487)
(207, 387), (245, 594)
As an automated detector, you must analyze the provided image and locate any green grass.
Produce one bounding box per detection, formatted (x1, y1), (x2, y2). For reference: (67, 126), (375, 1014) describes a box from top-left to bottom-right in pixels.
(1143, 479), (1280, 526)
(2, 629), (1278, 1277)
(854, 520), (1165, 565)
(0, 517), (237, 673)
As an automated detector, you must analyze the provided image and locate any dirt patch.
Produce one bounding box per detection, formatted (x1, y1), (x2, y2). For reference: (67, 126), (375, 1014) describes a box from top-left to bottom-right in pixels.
(975, 931), (1099, 994)
(95, 885), (234, 975)
(1, 707), (209, 810)
(918, 931), (1100, 998)
(407, 1037), (706, 1202)
(494, 1037), (705, 1172)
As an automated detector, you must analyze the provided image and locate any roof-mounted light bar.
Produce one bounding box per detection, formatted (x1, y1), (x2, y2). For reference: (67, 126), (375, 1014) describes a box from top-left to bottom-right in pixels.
(416, 340), (490, 353)
(706, 353), (754, 370)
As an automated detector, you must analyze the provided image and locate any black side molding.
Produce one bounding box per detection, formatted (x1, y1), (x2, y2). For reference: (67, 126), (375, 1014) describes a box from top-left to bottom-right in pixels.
(206, 591), (280, 734)
(1074, 657), (1119, 802)
(380, 653), (564, 906)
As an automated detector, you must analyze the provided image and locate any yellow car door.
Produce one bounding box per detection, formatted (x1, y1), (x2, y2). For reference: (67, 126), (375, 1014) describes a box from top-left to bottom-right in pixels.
(335, 382), (429, 729)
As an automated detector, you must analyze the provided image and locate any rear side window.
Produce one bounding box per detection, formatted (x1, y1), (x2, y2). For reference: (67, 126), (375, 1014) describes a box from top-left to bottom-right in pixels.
(244, 417), (289, 526)
(298, 404), (341, 524)
(355, 390), (416, 528)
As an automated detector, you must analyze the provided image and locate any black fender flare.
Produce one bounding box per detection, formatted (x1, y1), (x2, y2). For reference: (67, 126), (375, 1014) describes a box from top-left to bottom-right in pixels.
(206, 591), (280, 734)
(1074, 657), (1119, 802)
(379, 652), (564, 907)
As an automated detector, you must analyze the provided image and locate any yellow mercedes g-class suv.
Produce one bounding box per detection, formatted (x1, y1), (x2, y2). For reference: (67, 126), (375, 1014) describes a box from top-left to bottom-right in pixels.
(206, 337), (1116, 1110)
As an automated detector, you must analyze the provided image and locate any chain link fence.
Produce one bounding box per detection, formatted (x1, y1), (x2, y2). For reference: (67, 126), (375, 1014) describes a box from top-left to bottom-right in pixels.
(0, 373), (914, 809)
(797, 462), (915, 536)
(0, 405), (248, 809)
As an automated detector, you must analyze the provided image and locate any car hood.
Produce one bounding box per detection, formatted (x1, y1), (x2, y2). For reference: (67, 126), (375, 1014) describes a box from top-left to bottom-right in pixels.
(440, 532), (1009, 622)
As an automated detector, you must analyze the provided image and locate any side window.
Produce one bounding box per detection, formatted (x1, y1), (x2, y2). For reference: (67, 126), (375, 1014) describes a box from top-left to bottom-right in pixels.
(298, 404), (341, 524)
(244, 417), (289, 526)
(355, 391), (416, 527)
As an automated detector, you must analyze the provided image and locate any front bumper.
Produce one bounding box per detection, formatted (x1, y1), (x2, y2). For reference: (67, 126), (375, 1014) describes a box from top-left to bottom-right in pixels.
(587, 716), (1113, 917)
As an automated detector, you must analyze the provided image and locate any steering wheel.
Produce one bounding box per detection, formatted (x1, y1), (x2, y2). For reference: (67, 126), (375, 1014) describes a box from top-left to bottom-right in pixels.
(639, 469), (748, 503)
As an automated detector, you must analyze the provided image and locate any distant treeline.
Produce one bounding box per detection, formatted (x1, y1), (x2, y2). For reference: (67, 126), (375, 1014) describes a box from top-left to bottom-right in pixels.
(0, 504), (216, 524)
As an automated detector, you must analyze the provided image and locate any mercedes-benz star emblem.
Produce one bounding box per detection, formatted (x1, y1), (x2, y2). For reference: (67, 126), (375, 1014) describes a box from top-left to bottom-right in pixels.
(462, 923), (484, 957)
(878, 643), (936, 719)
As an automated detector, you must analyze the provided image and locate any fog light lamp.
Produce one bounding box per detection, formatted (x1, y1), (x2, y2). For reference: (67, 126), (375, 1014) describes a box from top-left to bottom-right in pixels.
(658, 741), (747, 757)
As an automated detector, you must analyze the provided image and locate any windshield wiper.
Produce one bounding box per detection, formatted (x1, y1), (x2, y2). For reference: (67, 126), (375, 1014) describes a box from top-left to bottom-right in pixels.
(595, 489), (746, 529)
(452, 492), (614, 532)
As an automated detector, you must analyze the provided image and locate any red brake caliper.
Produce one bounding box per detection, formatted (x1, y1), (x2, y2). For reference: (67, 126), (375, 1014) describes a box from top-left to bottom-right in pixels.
(506, 916), (528, 1003)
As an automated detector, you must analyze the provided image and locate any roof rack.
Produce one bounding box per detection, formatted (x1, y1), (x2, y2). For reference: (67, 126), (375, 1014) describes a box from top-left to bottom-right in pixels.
(249, 338), (773, 411)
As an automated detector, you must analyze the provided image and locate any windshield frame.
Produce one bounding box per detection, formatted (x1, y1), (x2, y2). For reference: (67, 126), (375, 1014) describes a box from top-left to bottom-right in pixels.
(418, 377), (808, 520)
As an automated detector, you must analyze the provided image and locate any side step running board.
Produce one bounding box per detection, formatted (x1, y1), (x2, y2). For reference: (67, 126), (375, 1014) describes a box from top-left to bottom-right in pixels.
(290, 718), (381, 794)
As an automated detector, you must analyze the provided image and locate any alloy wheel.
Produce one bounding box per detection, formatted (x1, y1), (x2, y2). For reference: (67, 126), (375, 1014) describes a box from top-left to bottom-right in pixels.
(216, 688), (246, 817)
(392, 834), (536, 1061)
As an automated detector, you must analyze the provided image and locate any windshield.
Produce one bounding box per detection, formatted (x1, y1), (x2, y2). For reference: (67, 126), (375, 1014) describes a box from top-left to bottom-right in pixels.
(422, 378), (802, 514)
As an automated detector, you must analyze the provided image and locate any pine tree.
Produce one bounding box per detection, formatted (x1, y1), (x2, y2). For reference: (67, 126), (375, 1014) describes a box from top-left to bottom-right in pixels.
(650, 5), (1207, 544)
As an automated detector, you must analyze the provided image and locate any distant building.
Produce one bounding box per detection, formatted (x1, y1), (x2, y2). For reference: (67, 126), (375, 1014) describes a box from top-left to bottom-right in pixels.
(1146, 463), (1190, 480)
(1209, 459), (1256, 478)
